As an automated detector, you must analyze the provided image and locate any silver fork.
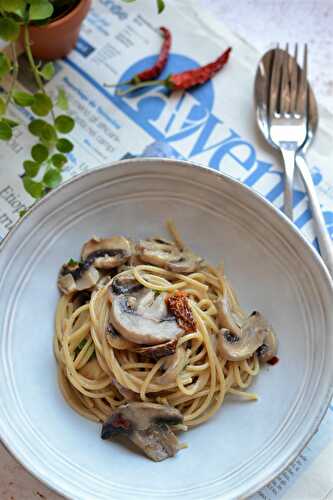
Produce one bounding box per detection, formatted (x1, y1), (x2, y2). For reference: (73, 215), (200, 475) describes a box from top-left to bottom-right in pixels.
(268, 44), (308, 219)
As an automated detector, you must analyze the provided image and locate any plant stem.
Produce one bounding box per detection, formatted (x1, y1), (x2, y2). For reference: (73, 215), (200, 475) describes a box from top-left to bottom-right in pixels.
(110, 78), (168, 96)
(24, 24), (44, 91)
(23, 23), (56, 121)
(5, 43), (19, 110)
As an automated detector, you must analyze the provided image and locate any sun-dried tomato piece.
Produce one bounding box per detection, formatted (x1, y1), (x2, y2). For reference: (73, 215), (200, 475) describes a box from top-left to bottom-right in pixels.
(166, 291), (196, 333)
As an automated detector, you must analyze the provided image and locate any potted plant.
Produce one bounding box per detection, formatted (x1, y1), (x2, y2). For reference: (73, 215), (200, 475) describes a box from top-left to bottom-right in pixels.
(0, 0), (165, 204)
(20, 0), (92, 60)
(0, 1), (91, 202)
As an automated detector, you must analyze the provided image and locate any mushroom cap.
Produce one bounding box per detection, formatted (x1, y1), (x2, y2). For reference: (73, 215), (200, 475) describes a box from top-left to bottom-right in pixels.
(154, 346), (187, 385)
(81, 236), (131, 269)
(111, 273), (143, 296)
(102, 402), (183, 434)
(256, 329), (278, 363)
(58, 263), (100, 295)
(217, 311), (271, 362)
(216, 295), (242, 336)
(130, 426), (181, 462)
(137, 238), (202, 274)
(135, 338), (177, 361)
(109, 285), (182, 345)
(105, 322), (136, 350)
(111, 378), (139, 401)
(101, 402), (184, 462)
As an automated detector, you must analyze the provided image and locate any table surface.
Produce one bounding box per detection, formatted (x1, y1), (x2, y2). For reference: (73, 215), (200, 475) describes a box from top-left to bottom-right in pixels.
(1, 1), (332, 499)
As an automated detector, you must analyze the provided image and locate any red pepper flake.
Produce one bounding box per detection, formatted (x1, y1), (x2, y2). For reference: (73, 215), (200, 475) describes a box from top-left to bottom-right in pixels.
(111, 413), (131, 430)
(267, 356), (279, 366)
(166, 291), (196, 333)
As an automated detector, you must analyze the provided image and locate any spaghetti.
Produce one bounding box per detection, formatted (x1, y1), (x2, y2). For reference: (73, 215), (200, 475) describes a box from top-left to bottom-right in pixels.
(54, 222), (277, 459)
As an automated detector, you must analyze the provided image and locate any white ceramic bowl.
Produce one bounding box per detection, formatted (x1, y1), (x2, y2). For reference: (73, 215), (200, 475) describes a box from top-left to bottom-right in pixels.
(0, 158), (332, 500)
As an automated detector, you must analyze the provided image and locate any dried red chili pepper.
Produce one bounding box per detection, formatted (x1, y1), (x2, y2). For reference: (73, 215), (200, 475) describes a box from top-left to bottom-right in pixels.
(114, 47), (232, 95)
(167, 47), (232, 90)
(106, 27), (171, 88)
(134, 27), (171, 82)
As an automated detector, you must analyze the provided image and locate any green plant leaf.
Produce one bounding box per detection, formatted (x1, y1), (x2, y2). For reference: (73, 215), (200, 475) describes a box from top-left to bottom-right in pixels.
(56, 138), (73, 153)
(23, 160), (40, 177)
(0, 18), (20, 41)
(56, 88), (68, 111)
(29, 0), (54, 21)
(1, 0), (25, 13)
(19, 208), (27, 217)
(40, 122), (57, 143)
(0, 97), (5, 115)
(157, 0), (165, 13)
(40, 62), (55, 80)
(0, 52), (11, 78)
(31, 143), (49, 162)
(43, 167), (61, 188)
(31, 93), (53, 116)
(2, 117), (19, 127)
(54, 114), (74, 133)
(28, 118), (48, 136)
(51, 153), (67, 168)
(0, 119), (12, 140)
(23, 176), (44, 198)
(28, 119), (57, 143)
(13, 91), (35, 107)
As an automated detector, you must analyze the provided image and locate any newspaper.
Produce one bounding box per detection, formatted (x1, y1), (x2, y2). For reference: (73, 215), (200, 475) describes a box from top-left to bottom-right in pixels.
(0, 1), (333, 498)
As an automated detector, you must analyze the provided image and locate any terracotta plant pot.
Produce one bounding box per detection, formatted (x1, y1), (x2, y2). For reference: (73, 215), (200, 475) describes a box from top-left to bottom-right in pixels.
(20, 0), (92, 61)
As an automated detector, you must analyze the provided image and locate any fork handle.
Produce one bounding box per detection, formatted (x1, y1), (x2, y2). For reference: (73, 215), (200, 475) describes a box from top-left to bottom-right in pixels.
(296, 153), (333, 277)
(279, 146), (296, 220)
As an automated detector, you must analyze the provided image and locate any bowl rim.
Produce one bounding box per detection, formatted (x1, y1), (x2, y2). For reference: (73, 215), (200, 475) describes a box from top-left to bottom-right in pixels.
(0, 157), (332, 500)
(2, 157), (332, 285)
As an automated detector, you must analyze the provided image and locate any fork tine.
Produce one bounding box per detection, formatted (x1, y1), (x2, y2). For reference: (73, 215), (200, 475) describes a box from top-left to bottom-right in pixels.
(289, 44), (298, 112)
(280, 44), (290, 113)
(269, 47), (282, 119)
(296, 44), (308, 116)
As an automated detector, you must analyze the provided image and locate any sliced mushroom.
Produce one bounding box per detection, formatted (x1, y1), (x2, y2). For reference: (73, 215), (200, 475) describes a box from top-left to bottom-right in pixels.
(110, 273), (143, 296)
(217, 311), (271, 362)
(216, 295), (242, 336)
(137, 237), (174, 268)
(135, 338), (177, 361)
(109, 284), (182, 345)
(101, 402), (184, 461)
(81, 236), (131, 270)
(96, 274), (113, 290)
(137, 238), (202, 274)
(167, 255), (201, 273)
(111, 378), (139, 401)
(154, 346), (186, 385)
(210, 333), (218, 353)
(73, 290), (92, 307)
(106, 322), (136, 350)
(256, 328), (278, 363)
(58, 262), (100, 295)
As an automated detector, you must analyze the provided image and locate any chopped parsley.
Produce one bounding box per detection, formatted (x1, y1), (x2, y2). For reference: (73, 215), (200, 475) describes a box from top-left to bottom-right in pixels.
(75, 339), (87, 358)
(67, 258), (79, 266)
